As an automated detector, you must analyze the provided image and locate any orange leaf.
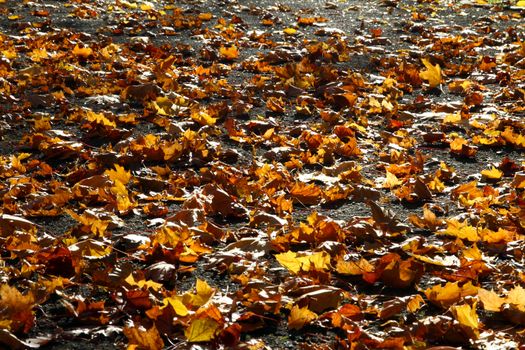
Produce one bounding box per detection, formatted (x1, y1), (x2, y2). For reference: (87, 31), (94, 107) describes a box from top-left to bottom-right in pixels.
(219, 45), (239, 61)
(72, 44), (93, 59)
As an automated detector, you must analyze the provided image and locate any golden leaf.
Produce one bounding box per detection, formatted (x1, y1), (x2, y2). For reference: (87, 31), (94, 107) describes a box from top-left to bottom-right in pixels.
(161, 297), (189, 316)
(72, 45), (93, 59)
(450, 302), (480, 339)
(104, 164), (132, 185)
(275, 251), (302, 274)
(185, 318), (220, 342)
(288, 305), (317, 330)
(68, 239), (112, 258)
(198, 13), (213, 21)
(0, 284), (35, 333)
(123, 324), (164, 350)
(125, 273), (163, 291)
(419, 58), (442, 88)
(424, 281), (478, 309)
(382, 171), (403, 189)
(191, 109), (216, 126)
(275, 251), (330, 274)
(184, 279), (215, 308)
(335, 257), (374, 275)
(283, 28), (297, 35)
(219, 45), (239, 61)
(478, 288), (504, 312)
(480, 167), (503, 181)
(437, 219), (479, 242)
(505, 285), (525, 305)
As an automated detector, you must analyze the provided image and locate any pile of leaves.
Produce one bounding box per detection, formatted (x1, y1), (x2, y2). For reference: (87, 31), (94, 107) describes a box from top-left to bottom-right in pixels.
(0, 0), (525, 348)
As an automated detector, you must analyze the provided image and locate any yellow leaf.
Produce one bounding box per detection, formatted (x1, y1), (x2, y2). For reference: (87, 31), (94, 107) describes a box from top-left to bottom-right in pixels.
(438, 219), (479, 242)
(309, 251), (331, 271)
(450, 303), (480, 339)
(0, 284), (35, 333)
(462, 244), (482, 260)
(105, 164), (132, 185)
(34, 116), (51, 131)
(161, 297), (189, 316)
(185, 318), (220, 342)
(478, 288), (504, 312)
(139, 1), (154, 10)
(184, 279), (215, 308)
(419, 58), (442, 88)
(72, 44), (93, 59)
(335, 257), (374, 275)
(276, 251), (302, 274)
(516, 0), (525, 6)
(288, 305), (317, 330)
(481, 167), (503, 181)
(219, 45), (239, 60)
(30, 48), (48, 62)
(191, 109), (216, 126)
(382, 171), (403, 189)
(85, 110), (116, 128)
(283, 28), (297, 35)
(424, 281), (478, 309)
(125, 273), (163, 291)
(505, 285), (525, 305)
(275, 251), (330, 274)
(68, 239), (112, 258)
(2, 48), (17, 60)
(111, 180), (135, 213)
(443, 112), (462, 124)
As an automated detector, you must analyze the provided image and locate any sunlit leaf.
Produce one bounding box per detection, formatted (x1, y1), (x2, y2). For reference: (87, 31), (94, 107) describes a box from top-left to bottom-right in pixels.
(424, 281), (478, 309)
(419, 58), (442, 88)
(288, 305), (317, 330)
(185, 317), (220, 342)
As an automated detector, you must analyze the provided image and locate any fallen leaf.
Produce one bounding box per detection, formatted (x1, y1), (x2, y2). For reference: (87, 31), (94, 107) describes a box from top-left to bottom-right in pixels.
(288, 305), (317, 330)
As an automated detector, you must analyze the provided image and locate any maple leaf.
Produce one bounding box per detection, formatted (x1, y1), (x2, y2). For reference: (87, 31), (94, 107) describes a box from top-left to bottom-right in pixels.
(437, 219), (479, 242)
(419, 58), (442, 88)
(185, 318), (220, 342)
(184, 279), (215, 308)
(219, 45), (239, 61)
(450, 303), (480, 339)
(275, 251), (330, 274)
(480, 167), (503, 181)
(123, 324), (164, 350)
(72, 44), (93, 59)
(288, 305), (317, 330)
(424, 281), (478, 309)
(478, 288), (504, 312)
(125, 273), (163, 292)
(161, 296), (189, 316)
(0, 284), (35, 333)
(68, 239), (112, 259)
(104, 164), (132, 185)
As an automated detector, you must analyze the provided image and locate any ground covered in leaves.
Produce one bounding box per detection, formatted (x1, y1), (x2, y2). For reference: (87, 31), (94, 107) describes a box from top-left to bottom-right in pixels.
(0, 0), (525, 348)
